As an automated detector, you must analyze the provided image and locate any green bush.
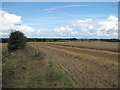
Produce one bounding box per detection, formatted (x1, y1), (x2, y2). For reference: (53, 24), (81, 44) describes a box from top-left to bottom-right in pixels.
(7, 31), (26, 51)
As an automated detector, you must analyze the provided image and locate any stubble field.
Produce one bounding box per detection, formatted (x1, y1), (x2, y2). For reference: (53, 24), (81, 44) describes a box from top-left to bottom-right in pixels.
(29, 41), (118, 88)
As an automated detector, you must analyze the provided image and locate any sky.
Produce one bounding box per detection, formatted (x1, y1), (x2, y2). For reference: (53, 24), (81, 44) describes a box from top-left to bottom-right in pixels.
(0, 2), (118, 38)
(2, 0), (119, 2)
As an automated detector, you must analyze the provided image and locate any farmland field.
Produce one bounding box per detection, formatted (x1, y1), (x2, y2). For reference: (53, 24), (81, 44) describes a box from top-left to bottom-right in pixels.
(2, 41), (119, 88)
(29, 41), (118, 88)
(1, 1), (119, 89)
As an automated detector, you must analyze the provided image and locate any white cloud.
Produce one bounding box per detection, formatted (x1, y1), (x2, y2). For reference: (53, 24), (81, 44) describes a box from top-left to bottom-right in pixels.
(108, 15), (118, 21)
(13, 25), (43, 36)
(77, 18), (92, 23)
(54, 26), (79, 36)
(0, 11), (22, 28)
(0, 10), (6, 15)
(54, 15), (118, 38)
(0, 32), (8, 36)
(14, 24), (34, 33)
(44, 4), (90, 12)
(0, 10), (42, 37)
(0, 10), (118, 38)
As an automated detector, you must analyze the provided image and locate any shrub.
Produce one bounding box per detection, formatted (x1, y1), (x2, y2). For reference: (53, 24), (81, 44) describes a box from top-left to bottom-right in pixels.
(7, 31), (26, 51)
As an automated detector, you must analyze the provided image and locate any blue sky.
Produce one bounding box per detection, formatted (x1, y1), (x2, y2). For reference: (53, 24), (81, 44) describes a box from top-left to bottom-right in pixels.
(1, 2), (118, 38)
(2, 0), (119, 2)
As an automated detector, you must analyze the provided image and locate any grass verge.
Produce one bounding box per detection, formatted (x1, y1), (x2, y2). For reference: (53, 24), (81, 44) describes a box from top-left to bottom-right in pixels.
(2, 44), (74, 88)
(2, 45), (48, 88)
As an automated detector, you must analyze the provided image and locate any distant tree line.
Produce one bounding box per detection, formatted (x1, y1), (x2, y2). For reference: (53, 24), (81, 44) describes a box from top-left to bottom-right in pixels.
(1, 38), (120, 43)
(1, 38), (77, 43)
(78, 39), (120, 42)
(27, 38), (77, 42)
(99, 39), (120, 42)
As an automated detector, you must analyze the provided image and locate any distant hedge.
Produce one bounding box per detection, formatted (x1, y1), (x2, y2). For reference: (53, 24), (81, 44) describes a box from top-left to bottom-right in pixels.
(7, 31), (26, 51)
(26, 38), (77, 42)
(1, 38), (120, 43)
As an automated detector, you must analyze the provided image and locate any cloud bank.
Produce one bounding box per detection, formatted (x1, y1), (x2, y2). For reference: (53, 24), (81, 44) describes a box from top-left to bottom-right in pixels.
(0, 10), (42, 37)
(54, 15), (118, 38)
(0, 10), (118, 38)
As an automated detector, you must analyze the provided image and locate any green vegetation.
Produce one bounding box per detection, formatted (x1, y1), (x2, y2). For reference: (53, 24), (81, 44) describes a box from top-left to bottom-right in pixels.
(48, 60), (74, 88)
(2, 45), (74, 88)
(7, 31), (26, 51)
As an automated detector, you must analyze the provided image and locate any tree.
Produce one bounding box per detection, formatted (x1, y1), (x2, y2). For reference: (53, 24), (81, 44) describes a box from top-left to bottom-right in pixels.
(7, 31), (26, 51)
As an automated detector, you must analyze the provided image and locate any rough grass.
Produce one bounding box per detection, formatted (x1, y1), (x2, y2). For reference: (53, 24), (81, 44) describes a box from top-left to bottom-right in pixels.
(2, 44), (74, 88)
(2, 45), (49, 88)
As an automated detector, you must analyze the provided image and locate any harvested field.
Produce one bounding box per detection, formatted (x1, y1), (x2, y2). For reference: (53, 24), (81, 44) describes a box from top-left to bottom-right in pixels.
(46, 41), (119, 52)
(29, 41), (118, 88)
